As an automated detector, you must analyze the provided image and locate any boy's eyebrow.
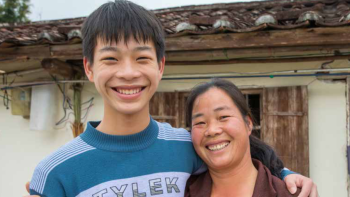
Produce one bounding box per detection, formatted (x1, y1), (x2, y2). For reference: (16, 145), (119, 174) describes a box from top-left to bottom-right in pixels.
(133, 46), (153, 52)
(99, 46), (152, 53)
(99, 46), (120, 53)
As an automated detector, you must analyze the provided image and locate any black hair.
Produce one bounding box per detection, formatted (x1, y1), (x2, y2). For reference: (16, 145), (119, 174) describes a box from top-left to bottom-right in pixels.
(186, 78), (284, 178)
(81, 0), (165, 64)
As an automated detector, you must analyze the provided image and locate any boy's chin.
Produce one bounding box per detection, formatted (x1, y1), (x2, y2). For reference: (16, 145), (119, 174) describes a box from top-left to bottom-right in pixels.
(111, 103), (149, 116)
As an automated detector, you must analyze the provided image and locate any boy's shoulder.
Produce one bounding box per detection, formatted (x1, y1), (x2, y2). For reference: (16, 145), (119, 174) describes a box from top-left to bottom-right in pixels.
(30, 137), (96, 194)
(155, 121), (192, 142)
(35, 136), (96, 168)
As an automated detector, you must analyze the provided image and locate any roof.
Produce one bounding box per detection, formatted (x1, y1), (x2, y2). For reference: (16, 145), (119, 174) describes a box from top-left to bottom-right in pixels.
(1, 0), (350, 47)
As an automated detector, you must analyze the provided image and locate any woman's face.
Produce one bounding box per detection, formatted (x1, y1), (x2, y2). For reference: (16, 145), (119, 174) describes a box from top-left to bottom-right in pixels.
(191, 87), (252, 171)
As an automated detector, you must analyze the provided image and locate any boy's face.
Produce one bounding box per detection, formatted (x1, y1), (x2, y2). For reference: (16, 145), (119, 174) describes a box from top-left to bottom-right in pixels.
(84, 37), (165, 116)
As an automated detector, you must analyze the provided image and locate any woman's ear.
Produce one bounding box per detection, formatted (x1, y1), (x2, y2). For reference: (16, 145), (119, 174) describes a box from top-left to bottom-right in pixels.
(245, 116), (253, 136)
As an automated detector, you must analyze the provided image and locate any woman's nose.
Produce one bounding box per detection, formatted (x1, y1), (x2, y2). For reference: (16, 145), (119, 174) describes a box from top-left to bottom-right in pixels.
(205, 122), (223, 137)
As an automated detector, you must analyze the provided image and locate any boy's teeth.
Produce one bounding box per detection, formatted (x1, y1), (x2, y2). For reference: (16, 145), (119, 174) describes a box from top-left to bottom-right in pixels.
(207, 142), (230, 151)
(116, 88), (142, 95)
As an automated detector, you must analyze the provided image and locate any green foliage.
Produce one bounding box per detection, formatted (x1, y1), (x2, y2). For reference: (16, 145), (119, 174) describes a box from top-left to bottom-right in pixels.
(0, 0), (31, 23)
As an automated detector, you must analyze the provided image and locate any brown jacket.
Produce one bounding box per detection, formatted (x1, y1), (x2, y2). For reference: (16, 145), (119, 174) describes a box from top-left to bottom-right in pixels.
(185, 159), (300, 197)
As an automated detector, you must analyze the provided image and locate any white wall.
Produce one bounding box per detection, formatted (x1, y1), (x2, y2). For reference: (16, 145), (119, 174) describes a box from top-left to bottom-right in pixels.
(0, 60), (348, 196)
(0, 87), (72, 196)
(308, 81), (348, 197)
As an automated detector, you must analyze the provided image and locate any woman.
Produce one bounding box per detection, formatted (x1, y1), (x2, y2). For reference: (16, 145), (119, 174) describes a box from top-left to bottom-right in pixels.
(185, 78), (301, 197)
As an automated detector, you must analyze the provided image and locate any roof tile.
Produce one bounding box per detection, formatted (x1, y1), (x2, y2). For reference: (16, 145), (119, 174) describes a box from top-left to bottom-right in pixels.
(1, 0), (350, 47)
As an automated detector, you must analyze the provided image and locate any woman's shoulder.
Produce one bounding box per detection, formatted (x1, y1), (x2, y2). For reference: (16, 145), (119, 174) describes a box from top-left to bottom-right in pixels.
(271, 175), (301, 197)
(252, 159), (301, 197)
(185, 172), (212, 197)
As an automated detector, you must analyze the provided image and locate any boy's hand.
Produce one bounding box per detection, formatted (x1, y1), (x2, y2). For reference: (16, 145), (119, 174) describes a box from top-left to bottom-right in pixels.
(284, 174), (318, 197)
(24, 182), (39, 197)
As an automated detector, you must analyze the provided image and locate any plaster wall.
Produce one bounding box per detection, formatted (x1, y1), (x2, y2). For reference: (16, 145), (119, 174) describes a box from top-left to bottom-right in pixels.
(0, 60), (348, 196)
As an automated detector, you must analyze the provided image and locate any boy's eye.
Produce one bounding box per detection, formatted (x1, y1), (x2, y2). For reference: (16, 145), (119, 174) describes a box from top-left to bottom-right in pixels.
(103, 57), (118, 61)
(137, 57), (150, 61)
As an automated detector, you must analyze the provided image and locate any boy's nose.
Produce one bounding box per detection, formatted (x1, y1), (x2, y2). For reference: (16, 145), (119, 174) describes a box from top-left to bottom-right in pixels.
(115, 62), (141, 80)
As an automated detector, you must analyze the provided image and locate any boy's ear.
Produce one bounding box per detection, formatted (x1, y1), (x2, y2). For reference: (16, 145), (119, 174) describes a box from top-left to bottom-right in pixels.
(83, 57), (94, 82)
(158, 57), (165, 80)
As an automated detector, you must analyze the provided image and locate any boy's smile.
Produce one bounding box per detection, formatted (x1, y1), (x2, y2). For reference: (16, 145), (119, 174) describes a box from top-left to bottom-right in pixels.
(112, 85), (145, 100)
(84, 37), (165, 118)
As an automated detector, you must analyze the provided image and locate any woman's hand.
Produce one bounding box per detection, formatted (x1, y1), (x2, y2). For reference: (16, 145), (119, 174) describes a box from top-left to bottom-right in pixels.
(284, 174), (318, 197)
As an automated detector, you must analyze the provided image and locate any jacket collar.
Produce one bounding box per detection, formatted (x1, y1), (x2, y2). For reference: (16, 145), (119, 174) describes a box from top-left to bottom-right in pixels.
(187, 159), (277, 197)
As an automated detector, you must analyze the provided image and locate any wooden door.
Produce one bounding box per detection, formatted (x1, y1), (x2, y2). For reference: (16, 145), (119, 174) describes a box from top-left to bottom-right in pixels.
(262, 86), (309, 176)
(150, 92), (189, 129)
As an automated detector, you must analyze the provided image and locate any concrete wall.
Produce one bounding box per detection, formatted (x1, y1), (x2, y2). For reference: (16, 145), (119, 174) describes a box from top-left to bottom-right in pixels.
(0, 85), (73, 197)
(0, 60), (348, 196)
(0, 84), (104, 197)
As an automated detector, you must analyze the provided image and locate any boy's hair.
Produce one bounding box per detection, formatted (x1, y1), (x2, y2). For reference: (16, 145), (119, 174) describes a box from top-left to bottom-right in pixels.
(81, 0), (165, 64)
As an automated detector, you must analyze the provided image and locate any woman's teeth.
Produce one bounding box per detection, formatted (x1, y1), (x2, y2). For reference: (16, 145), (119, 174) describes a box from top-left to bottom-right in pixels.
(207, 142), (230, 151)
(116, 88), (142, 95)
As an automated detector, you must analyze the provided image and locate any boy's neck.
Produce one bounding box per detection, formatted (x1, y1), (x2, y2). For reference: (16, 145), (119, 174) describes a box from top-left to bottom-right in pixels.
(96, 103), (151, 136)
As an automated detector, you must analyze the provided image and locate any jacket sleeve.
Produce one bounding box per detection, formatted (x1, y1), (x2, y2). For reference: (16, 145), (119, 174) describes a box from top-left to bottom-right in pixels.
(280, 167), (298, 180)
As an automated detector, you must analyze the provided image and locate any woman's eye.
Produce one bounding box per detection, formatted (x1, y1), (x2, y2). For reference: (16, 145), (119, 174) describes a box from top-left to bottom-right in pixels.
(193, 121), (205, 126)
(220, 116), (230, 120)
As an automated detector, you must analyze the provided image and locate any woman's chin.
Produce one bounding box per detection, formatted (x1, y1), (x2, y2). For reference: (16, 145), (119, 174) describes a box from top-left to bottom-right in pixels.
(206, 158), (233, 170)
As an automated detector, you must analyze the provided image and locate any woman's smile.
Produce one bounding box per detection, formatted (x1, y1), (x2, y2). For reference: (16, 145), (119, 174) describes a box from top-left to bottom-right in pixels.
(206, 141), (230, 151)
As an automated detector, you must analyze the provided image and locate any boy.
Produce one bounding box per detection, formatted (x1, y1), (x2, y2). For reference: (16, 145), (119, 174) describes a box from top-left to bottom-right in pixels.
(29, 1), (317, 196)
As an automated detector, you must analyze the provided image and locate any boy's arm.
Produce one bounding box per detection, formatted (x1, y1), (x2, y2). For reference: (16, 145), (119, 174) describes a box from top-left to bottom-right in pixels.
(28, 166), (66, 197)
(25, 182), (39, 197)
(282, 169), (318, 197)
(192, 152), (207, 175)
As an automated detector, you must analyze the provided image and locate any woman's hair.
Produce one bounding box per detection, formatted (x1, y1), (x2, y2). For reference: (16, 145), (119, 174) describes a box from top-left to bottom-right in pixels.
(186, 78), (284, 178)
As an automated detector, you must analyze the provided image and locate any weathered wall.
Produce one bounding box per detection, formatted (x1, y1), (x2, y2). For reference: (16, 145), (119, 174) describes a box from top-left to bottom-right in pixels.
(0, 60), (348, 196)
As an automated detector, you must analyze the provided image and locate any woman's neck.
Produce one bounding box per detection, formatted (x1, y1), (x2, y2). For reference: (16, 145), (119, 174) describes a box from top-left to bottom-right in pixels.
(209, 154), (258, 197)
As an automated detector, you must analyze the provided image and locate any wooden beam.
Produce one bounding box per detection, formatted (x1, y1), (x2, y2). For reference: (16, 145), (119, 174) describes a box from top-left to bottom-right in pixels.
(41, 58), (83, 78)
(241, 89), (263, 95)
(50, 44), (83, 60)
(0, 58), (41, 73)
(165, 54), (350, 65)
(0, 45), (50, 60)
(166, 44), (350, 62)
(165, 26), (350, 51)
(1, 26), (350, 65)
